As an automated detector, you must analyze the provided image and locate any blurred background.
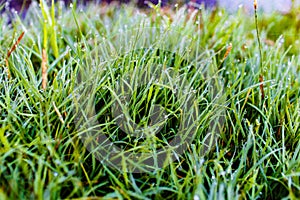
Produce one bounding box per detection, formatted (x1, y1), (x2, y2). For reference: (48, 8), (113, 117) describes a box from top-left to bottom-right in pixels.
(1, 0), (300, 13)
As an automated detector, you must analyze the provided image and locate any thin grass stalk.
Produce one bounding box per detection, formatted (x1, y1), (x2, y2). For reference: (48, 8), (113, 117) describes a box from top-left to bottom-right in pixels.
(5, 32), (25, 79)
(51, 0), (59, 59)
(254, 0), (265, 100)
(40, 0), (48, 90)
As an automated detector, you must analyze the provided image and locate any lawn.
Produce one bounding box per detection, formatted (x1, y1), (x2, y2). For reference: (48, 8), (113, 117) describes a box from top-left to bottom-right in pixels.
(0, 1), (299, 199)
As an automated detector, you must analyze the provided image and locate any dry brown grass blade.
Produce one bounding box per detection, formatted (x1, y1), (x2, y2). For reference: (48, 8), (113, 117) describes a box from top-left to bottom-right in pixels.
(259, 74), (265, 99)
(222, 43), (232, 61)
(42, 49), (48, 90)
(7, 31), (25, 58)
(5, 59), (10, 79)
(219, 43), (233, 67)
(52, 102), (65, 124)
(5, 31), (25, 79)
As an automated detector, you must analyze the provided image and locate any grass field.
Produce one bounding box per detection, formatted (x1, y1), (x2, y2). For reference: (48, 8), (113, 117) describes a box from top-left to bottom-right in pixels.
(0, 1), (299, 199)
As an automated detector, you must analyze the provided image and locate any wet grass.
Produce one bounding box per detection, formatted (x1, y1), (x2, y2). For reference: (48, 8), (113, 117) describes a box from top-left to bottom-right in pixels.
(0, 1), (299, 199)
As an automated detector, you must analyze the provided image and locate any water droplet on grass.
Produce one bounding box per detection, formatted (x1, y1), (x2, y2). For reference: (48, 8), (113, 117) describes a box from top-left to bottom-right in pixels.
(194, 195), (200, 200)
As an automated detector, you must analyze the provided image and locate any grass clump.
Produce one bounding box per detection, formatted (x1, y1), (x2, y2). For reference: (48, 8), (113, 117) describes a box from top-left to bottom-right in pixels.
(0, 2), (299, 199)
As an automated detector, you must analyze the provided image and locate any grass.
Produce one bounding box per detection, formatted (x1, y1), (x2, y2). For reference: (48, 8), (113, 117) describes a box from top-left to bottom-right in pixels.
(0, 1), (299, 199)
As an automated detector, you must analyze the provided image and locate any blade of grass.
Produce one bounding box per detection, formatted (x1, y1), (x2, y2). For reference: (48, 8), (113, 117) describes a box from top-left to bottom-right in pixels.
(254, 0), (265, 100)
(5, 31), (25, 79)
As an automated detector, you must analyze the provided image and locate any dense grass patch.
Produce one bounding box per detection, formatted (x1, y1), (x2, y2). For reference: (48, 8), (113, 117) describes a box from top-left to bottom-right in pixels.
(0, 2), (299, 199)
